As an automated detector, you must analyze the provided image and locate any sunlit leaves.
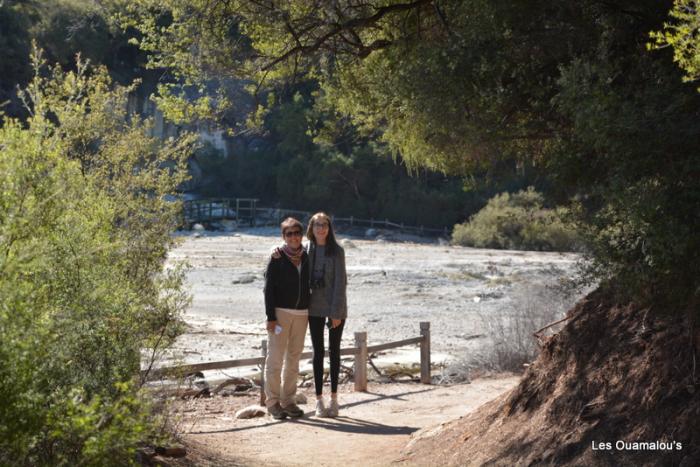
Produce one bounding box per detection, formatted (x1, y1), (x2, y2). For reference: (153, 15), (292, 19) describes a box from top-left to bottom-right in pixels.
(650, 0), (700, 89)
(0, 47), (193, 464)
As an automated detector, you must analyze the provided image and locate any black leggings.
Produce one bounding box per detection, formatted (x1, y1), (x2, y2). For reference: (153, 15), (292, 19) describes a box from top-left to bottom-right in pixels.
(308, 316), (346, 396)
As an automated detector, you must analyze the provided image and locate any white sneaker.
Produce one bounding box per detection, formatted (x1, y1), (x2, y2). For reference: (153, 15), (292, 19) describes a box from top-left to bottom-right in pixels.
(327, 399), (339, 418)
(315, 399), (327, 417)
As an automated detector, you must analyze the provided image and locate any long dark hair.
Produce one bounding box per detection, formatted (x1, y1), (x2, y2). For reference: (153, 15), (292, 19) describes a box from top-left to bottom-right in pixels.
(306, 212), (340, 256)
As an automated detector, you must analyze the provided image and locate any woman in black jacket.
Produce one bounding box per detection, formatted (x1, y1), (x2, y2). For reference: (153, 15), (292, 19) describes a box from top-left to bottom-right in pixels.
(263, 217), (310, 419)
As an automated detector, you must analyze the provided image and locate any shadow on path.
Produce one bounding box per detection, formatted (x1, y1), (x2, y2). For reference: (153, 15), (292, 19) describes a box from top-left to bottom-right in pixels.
(342, 386), (437, 409)
(188, 386), (437, 435)
(288, 416), (417, 435)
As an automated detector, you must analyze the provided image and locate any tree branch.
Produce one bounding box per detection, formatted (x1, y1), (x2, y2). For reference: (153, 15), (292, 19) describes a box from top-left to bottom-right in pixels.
(260, 0), (434, 70)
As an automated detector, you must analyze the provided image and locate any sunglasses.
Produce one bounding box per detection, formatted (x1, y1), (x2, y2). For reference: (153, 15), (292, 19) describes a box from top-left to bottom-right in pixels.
(284, 230), (302, 238)
(313, 222), (329, 228)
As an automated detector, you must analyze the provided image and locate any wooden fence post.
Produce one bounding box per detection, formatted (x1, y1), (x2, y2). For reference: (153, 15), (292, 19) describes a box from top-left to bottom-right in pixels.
(420, 322), (431, 384)
(260, 339), (267, 406)
(354, 332), (368, 391)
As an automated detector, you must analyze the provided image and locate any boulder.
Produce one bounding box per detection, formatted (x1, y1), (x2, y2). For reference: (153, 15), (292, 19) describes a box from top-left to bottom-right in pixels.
(235, 405), (266, 419)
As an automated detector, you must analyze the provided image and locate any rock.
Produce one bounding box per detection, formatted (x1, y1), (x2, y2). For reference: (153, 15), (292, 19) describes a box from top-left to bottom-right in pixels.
(365, 228), (378, 238)
(220, 219), (238, 231)
(438, 238), (449, 246)
(192, 223), (205, 231)
(235, 405), (266, 419)
(232, 274), (256, 284)
(294, 393), (308, 404)
(341, 239), (357, 249)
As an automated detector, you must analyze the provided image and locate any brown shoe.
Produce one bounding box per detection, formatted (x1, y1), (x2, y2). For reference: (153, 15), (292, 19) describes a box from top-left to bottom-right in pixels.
(281, 403), (304, 418)
(267, 403), (287, 420)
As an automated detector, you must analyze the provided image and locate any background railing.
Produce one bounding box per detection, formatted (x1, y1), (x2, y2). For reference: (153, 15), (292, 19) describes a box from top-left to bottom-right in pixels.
(182, 198), (449, 237)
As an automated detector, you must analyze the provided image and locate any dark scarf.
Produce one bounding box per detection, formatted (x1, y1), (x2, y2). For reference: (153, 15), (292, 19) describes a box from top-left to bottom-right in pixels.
(281, 244), (303, 267)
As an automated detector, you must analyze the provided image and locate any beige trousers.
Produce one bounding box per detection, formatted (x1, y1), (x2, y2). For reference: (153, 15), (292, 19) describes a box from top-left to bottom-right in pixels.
(264, 309), (308, 408)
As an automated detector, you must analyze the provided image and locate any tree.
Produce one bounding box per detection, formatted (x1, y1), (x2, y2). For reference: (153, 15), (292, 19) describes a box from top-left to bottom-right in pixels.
(126, 0), (700, 307)
(0, 48), (195, 465)
(651, 0), (700, 88)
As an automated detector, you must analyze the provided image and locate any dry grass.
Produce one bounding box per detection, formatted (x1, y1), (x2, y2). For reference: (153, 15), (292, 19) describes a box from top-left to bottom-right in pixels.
(471, 284), (577, 372)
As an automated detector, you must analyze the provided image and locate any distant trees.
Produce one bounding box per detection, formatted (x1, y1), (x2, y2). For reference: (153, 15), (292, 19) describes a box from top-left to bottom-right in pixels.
(195, 90), (511, 227)
(0, 0), (154, 119)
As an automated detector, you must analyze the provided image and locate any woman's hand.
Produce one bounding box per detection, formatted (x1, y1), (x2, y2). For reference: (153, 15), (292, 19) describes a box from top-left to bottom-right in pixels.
(331, 318), (342, 329)
(266, 320), (277, 332)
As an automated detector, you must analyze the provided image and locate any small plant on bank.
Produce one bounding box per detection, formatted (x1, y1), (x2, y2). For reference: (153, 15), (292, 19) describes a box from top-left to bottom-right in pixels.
(472, 285), (578, 372)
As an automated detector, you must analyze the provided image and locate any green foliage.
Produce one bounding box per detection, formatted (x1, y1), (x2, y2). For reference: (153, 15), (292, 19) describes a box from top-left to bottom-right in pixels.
(122, 1), (700, 307)
(650, 1), (700, 89)
(0, 0), (154, 119)
(0, 49), (194, 465)
(32, 0), (111, 68)
(194, 89), (510, 227)
(452, 188), (580, 252)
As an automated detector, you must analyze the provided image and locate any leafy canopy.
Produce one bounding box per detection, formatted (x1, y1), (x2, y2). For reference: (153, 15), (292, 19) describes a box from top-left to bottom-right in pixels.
(125, 1), (700, 306)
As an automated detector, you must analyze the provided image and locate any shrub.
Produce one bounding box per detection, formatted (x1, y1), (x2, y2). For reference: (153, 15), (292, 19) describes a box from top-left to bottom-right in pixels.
(472, 285), (576, 372)
(451, 188), (580, 251)
(0, 49), (194, 465)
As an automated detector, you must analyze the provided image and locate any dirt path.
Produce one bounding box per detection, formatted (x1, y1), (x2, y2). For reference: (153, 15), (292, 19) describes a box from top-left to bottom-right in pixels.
(173, 376), (519, 466)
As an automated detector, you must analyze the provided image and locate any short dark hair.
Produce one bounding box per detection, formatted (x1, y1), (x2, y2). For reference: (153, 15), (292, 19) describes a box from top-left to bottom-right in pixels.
(280, 217), (303, 234)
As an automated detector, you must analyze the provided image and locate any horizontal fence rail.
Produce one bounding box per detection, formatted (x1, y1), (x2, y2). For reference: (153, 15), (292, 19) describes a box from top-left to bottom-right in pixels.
(142, 322), (432, 396)
(182, 198), (449, 237)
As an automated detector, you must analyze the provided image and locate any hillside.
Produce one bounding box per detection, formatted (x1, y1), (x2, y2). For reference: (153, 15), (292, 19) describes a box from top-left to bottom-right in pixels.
(401, 289), (699, 466)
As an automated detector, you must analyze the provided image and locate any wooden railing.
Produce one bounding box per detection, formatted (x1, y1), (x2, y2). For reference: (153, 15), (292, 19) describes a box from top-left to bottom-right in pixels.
(142, 322), (432, 401)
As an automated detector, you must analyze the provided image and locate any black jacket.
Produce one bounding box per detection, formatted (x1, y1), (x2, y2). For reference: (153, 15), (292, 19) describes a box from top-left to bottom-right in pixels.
(263, 250), (310, 321)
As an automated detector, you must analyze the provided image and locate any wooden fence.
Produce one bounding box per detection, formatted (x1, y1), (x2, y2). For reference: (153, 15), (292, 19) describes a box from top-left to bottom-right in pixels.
(142, 322), (432, 401)
(182, 198), (449, 237)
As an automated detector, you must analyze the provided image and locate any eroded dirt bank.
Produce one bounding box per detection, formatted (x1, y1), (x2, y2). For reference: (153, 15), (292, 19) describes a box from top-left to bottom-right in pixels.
(400, 290), (700, 466)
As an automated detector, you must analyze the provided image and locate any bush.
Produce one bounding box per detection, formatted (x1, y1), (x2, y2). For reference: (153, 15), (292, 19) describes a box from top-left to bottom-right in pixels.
(451, 188), (580, 251)
(472, 285), (577, 372)
(0, 49), (194, 465)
